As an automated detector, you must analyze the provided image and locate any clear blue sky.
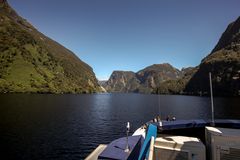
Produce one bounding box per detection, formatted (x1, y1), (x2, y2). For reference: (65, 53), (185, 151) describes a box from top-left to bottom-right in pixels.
(8, 0), (240, 80)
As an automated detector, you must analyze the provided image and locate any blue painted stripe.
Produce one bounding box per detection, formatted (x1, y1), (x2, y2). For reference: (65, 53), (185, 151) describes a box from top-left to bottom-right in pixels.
(138, 124), (157, 160)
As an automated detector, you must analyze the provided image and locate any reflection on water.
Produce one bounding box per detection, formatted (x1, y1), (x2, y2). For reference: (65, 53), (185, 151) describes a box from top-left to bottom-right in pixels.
(0, 93), (239, 159)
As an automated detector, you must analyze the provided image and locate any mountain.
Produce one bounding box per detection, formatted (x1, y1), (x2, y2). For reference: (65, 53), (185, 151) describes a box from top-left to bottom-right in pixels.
(136, 63), (182, 93)
(154, 67), (197, 94)
(105, 71), (140, 92)
(103, 17), (240, 96)
(0, 0), (101, 93)
(185, 17), (240, 96)
(105, 63), (182, 93)
(98, 80), (107, 87)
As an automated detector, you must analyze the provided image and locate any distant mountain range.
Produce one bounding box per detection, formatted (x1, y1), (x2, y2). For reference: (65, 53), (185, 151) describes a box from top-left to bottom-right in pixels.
(0, 0), (101, 93)
(103, 16), (240, 96)
(102, 63), (196, 94)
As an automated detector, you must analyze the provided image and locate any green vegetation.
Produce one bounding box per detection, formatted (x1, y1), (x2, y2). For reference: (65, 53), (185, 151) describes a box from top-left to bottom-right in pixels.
(185, 50), (240, 96)
(105, 64), (183, 94)
(153, 67), (197, 95)
(155, 17), (240, 97)
(185, 17), (240, 97)
(0, 1), (100, 93)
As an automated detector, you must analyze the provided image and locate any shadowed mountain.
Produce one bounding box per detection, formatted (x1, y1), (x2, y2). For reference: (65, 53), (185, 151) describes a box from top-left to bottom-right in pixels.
(154, 67), (197, 94)
(185, 16), (240, 96)
(0, 1), (101, 93)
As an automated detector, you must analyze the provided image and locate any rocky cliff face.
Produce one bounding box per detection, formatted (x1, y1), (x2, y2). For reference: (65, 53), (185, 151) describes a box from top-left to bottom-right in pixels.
(0, 1), (101, 93)
(105, 71), (140, 92)
(137, 63), (181, 91)
(185, 17), (240, 96)
(105, 63), (182, 93)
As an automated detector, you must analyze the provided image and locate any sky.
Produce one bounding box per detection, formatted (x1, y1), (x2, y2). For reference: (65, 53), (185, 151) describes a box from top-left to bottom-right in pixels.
(8, 0), (240, 80)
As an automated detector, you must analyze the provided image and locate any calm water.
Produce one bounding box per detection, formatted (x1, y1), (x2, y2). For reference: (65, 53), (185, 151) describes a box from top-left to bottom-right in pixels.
(0, 93), (239, 159)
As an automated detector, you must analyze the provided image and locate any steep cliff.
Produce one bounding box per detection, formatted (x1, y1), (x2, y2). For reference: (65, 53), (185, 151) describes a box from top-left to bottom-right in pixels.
(105, 71), (140, 92)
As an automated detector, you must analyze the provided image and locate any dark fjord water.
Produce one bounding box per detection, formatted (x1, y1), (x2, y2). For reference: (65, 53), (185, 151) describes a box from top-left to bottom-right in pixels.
(0, 93), (239, 159)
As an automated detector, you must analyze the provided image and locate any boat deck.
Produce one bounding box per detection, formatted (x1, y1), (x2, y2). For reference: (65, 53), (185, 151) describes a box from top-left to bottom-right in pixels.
(86, 119), (240, 160)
